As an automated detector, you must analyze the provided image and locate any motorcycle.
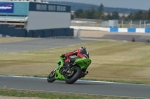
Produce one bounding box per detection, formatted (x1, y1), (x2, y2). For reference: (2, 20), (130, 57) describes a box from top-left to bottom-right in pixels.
(47, 56), (92, 84)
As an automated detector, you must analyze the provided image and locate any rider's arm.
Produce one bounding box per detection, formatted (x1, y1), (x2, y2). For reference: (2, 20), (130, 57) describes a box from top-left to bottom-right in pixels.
(64, 49), (79, 57)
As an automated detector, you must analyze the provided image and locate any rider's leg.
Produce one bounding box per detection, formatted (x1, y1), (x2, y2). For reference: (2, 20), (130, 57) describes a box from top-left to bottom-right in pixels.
(64, 56), (71, 67)
(62, 57), (71, 73)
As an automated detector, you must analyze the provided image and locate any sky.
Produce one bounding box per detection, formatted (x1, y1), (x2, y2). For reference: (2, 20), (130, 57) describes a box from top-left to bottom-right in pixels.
(47, 0), (150, 10)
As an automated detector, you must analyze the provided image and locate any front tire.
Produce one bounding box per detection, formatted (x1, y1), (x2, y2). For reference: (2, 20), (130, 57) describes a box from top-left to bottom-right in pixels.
(47, 70), (56, 83)
(65, 66), (82, 84)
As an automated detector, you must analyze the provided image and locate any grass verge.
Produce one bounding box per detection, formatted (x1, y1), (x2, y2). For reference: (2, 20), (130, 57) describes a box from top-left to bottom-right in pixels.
(0, 40), (150, 84)
(0, 89), (144, 99)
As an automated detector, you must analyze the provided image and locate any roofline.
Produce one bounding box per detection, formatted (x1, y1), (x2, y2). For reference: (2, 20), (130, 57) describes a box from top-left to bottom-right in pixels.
(0, 1), (71, 6)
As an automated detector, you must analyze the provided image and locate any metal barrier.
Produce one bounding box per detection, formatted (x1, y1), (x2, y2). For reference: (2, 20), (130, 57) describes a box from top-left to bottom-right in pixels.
(0, 24), (74, 37)
(71, 26), (150, 33)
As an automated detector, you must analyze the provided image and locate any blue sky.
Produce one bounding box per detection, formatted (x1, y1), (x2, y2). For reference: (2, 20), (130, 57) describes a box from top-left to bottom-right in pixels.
(47, 0), (150, 10)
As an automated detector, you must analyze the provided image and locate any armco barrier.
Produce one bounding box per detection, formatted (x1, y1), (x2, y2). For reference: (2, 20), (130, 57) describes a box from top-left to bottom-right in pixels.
(128, 28), (136, 32)
(136, 28), (145, 33)
(145, 28), (150, 33)
(71, 26), (150, 34)
(118, 28), (127, 32)
(70, 26), (109, 31)
(110, 28), (118, 32)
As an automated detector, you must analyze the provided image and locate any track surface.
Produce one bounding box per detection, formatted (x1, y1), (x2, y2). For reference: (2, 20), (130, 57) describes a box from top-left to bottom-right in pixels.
(0, 38), (94, 53)
(0, 38), (150, 98)
(0, 76), (150, 98)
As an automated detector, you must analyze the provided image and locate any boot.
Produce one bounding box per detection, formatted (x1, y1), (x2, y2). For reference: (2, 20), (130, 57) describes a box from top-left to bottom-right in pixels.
(81, 71), (88, 77)
(62, 62), (71, 74)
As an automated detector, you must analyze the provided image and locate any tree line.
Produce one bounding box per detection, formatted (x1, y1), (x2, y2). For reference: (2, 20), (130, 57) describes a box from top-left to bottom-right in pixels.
(73, 4), (150, 21)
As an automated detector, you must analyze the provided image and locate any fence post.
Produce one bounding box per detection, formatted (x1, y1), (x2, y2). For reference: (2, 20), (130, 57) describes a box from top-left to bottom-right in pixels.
(130, 20), (132, 28)
(76, 29), (81, 39)
(139, 20), (141, 28)
(122, 20), (123, 28)
(144, 20), (146, 28)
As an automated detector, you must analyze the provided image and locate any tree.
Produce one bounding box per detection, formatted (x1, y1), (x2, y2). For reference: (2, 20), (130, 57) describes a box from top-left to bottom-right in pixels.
(93, 12), (100, 19)
(82, 6), (96, 19)
(98, 3), (104, 19)
(106, 13), (112, 20)
(128, 13), (132, 19)
(84, 10), (93, 19)
(75, 9), (83, 17)
(79, 13), (87, 18)
(89, 5), (96, 19)
(148, 8), (150, 20)
(71, 14), (74, 20)
(128, 13), (135, 20)
(111, 11), (119, 19)
(135, 10), (143, 20)
(142, 12), (148, 20)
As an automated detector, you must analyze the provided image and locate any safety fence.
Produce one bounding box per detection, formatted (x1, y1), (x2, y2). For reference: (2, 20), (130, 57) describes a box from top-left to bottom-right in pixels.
(70, 26), (150, 33)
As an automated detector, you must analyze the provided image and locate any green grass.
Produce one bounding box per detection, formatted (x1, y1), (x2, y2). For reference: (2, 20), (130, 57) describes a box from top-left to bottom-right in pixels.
(0, 89), (145, 99)
(0, 40), (150, 84)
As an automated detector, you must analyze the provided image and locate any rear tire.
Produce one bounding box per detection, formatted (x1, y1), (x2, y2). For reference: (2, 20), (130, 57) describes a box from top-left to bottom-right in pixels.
(65, 66), (82, 84)
(47, 70), (56, 83)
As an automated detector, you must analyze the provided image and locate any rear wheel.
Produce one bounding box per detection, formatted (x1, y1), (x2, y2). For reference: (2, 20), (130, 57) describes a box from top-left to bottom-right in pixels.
(47, 70), (56, 83)
(65, 66), (82, 84)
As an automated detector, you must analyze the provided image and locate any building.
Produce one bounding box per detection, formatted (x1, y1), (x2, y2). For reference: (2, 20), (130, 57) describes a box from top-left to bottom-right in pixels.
(104, 12), (129, 17)
(0, 0), (73, 37)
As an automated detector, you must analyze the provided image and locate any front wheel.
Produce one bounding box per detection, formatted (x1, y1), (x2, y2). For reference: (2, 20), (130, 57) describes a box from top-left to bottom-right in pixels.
(47, 70), (56, 83)
(65, 66), (82, 84)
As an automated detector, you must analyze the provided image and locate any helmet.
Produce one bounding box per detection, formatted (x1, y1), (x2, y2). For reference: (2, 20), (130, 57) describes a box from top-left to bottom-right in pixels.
(79, 47), (89, 58)
(79, 47), (86, 50)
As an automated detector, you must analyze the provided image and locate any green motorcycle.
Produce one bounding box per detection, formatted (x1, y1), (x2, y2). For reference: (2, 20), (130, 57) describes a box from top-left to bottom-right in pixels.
(47, 56), (92, 84)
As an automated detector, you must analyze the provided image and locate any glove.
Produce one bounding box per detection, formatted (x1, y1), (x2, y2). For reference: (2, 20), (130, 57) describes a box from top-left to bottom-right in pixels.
(61, 54), (65, 58)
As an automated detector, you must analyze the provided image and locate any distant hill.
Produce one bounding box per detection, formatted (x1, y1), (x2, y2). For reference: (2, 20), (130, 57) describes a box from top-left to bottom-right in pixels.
(46, 1), (147, 14)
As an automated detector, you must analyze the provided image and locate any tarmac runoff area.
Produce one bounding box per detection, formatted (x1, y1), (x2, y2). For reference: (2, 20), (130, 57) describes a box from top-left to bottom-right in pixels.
(0, 38), (96, 53)
(75, 30), (150, 42)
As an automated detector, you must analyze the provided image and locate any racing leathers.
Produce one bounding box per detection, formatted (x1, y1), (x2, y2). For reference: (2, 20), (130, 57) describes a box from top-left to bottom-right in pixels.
(61, 47), (89, 72)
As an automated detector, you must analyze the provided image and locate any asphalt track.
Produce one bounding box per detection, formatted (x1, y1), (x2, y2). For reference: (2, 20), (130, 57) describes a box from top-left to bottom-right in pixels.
(0, 38), (150, 98)
(0, 75), (150, 98)
(83, 34), (150, 42)
(0, 38), (95, 53)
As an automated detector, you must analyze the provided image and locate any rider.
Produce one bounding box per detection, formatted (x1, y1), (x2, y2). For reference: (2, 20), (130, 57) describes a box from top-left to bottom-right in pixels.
(61, 47), (89, 74)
